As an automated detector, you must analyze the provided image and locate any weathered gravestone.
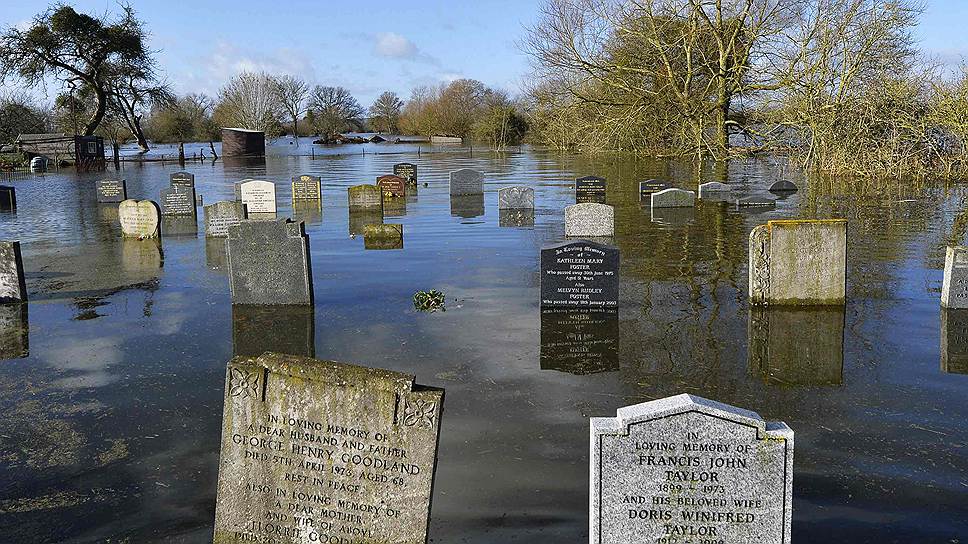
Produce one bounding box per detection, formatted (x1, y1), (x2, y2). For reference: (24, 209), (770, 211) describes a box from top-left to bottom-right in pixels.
(377, 175), (407, 198)
(942, 246), (968, 309)
(449, 169), (484, 196)
(348, 184), (384, 212)
(576, 176), (607, 204)
(232, 305), (315, 358)
(226, 219), (313, 305)
(540, 240), (619, 308)
(749, 219), (847, 306)
(239, 180), (277, 214)
(97, 179), (127, 203)
(0, 185), (16, 211)
(161, 184), (197, 216)
(768, 180), (798, 194)
(638, 180), (670, 200)
(213, 352), (444, 544)
(498, 186), (534, 210)
(565, 203), (614, 237)
(394, 162), (417, 185)
(292, 175), (322, 201)
(540, 308), (618, 374)
(941, 309), (968, 374)
(748, 307), (844, 386)
(205, 201), (248, 238)
(0, 303), (28, 360)
(364, 224), (404, 250)
(590, 394), (794, 544)
(170, 171), (195, 188)
(0, 241), (27, 303)
(500, 209), (535, 228)
(651, 188), (695, 209)
(119, 200), (161, 239)
(737, 196), (776, 209)
(698, 182), (732, 199)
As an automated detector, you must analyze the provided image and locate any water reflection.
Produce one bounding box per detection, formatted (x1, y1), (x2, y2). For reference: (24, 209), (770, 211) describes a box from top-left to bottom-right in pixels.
(941, 309), (968, 374)
(120, 238), (163, 276)
(383, 197), (407, 217)
(161, 216), (198, 237)
(232, 305), (316, 358)
(349, 210), (383, 236)
(499, 209), (535, 228)
(292, 201), (323, 226)
(651, 207), (696, 228)
(0, 303), (28, 359)
(540, 308), (619, 374)
(450, 194), (484, 218)
(205, 238), (227, 272)
(748, 307), (845, 386)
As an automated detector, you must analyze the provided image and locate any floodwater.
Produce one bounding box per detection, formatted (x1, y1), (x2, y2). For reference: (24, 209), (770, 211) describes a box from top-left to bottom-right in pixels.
(0, 139), (966, 543)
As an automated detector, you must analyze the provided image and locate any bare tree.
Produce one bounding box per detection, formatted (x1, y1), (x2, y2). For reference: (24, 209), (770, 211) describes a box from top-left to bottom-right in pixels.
(213, 72), (283, 137)
(272, 74), (309, 142)
(308, 85), (364, 139)
(368, 91), (404, 133)
(107, 61), (173, 152)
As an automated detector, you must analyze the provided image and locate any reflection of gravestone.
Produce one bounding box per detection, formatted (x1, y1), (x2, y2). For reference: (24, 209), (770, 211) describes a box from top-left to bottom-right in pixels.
(651, 207), (695, 227)
(204, 201), (248, 238)
(0, 185), (16, 211)
(576, 176), (607, 204)
(292, 201), (322, 226)
(499, 209), (535, 228)
(565, 203), (614, 237)
(591, 395), (793, 544)
(291, 175), (322, 202)
(0, 303), (28, 360)
(364, 224), (404, 250)
(749, 219), (847, 305)
(450, 194), (484, 218)
(348, 184), (384, 212)
(698, 181), (731, 199)
(0, 241), (27, 303)
(394, 162), (417, 185)
(214, 352), (444, 544)
(748, 307), (844, 386)
(226, 219), (313, 305)
(942, 246), (968, 309)
(96, 179), (127, 203)
(121, 238), (163, 275)
(449, 168), (484, 195)
(232, 305), (315, 358)
(941, 309), (968, 374)
(540, 240), (619, 308)
(349, 209), (384, 236)
(650, 187), (695, 209)
(498, 186), (534, 210)
(239, 179), (277, 214)
(161, 184), (197, 217)
(170, 171), (195, 188)
(119, 200), (161, 239)
(540, 308), (618, 374)
(205, 238), (228, 272)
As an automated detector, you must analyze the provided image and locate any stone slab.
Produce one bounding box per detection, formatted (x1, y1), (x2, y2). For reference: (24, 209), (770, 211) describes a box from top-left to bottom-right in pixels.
(449, 169), (484, 196)
(170, 171), (195, 188)
(292, 175), (322, 201)
(205, 201), (248, 238)
(0, 185), (16, 211)
(540, 308), (618, 374)
(161, 184), (197, 217)
(0, 241), (27, 303)
(590, 394), (793, 544)
(394, 163), (417, 185)
(498, 186), (534, 210)
(119, 200), (161, 239)
(942, 246), (968, 309)
(213, 352), (444, 544)
(698, 182), (732, 199)
(540, 240), (619, 308)
(748, 307), (844, 386)
(348, 184), (384, 211)
(0, 303), (28, 360)
(232, 305), (315, 358)
(941, 309), (968, 374)
(749, 219), (847, 306)
(97, 179), (127, 203)
(576, 176), (607, 204)
(226, 219), (313, 305)
(768, 181), (798, 194)
(650, 188), (695, 209)
(565, 203), (614, 237)
(239, 180), (277, 214)
(364, 224), (404, 250)
(378, 175), (407, 198)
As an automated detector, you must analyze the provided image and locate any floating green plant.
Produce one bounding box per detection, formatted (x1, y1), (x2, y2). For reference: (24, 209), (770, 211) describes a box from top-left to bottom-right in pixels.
(413, 290), (445, 312)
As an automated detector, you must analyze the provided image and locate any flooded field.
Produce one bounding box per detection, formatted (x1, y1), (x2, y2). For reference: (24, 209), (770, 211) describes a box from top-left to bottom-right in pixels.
(0, 141), (966, 543)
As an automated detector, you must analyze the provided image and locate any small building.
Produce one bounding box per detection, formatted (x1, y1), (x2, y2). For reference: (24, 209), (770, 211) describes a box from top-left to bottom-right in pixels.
(222, 128), (265, 157)
(15, 133), (104, 170)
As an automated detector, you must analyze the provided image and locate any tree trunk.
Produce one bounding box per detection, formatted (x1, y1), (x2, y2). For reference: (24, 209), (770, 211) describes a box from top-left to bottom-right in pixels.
(113, 141), (120, 170)
(132, 117), (149, 152)
(293, 116), (299, 145)
(84, 87), (108, 136)
(178, 142), (185, 165)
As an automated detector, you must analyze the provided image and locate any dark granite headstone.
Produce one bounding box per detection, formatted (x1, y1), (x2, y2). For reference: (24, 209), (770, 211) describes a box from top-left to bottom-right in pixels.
(737, 196), (777, 209)
(576, 176), (607, 204)
(0, 303), (28, 360)
(540, 240), (619, 308)
(449, 169), (484, 195)
(170, 171), (195, 188)
(205, 201), (247, 238)
(232, 304), (315, 358)
(291, 175), (322, 201)
(161, 184), (197, 216)
(499, 209), (535, 228)
(226, 219), (313, 305)
(540, 308), (618, 374)
(0, 241), (27, 304)
(769, 180), (798, 194)
(97, 179), (127, 203)
(638, 179), (670, 200)
(394, 162), (417, 185)
(748, 307), (844, 386)
(0, 185), (16, 211)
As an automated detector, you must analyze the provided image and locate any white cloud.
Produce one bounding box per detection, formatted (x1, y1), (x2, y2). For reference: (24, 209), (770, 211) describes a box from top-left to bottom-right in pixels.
(375, 32), (418, 59)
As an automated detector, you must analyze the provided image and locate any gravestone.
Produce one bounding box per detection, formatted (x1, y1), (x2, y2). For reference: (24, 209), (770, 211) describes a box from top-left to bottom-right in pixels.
(292, 175), (322, 201)
(0, 303), (28, 360)
(498, 186), (534, 210)
(170, 171), (195, 188)
(161, 184), (197, 216)
(118, 200), (161, 239)
(638, 180), (670, 200)
(576, 176), (607, 204)
(348, 184), (384, 211)
(226, 219), (313, 305)
(213, 352), (444, 544)
(239, 180), (277, 214)
(349, 210), (384, 236)
(234, 181), (243, 201)
(394, 162), (417, 185)
(942, 246), (968, 309)
(565, 203), (614, 237)
(748, 307), (844, 386)
(377, 175), (407, 198)
(205, 201), (248, 238)
(941, 309), (968, 374)
(737, 196), (776, 209)
(540, 240), (619, 308)
(0, 241), (27, 304)
(768, 181), (798, 194)
(97, 179), (127, 203)
(590, 394), (793, 544)
(450, 194), (484, 219)
(449, 169), (484, 195)
(698, 182), (731, 199)
(0, 185), (16, 211)
(206, 237), (228, 272)
(364, 224), (404, 250)
(540, 308), (618, 374)
(651, 188), (695, 209)
(500, 209), (535, 228)
(749, 219), (847, 305)
(232, 305), (315, 358)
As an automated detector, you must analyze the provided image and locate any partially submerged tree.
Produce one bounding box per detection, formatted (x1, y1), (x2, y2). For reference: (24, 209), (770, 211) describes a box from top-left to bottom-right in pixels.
(368, 91), (403, 134)
(213, 72), (283, 137)
(107, 61), (173, 152)
(307, 85), (364, 138)
(272, 74), (309, 140)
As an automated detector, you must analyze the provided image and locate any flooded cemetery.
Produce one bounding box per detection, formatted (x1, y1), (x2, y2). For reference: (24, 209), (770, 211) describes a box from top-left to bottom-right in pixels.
(0, 140), (966, 543)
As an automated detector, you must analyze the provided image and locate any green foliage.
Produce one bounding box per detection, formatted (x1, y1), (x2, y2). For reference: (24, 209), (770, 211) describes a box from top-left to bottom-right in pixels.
(413, 290), (446, 312)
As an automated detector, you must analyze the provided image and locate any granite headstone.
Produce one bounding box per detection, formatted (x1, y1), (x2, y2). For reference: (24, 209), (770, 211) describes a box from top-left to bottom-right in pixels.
(540, 240), (619, 308)
(0, 185), (16, 211)
(394, 162), (417, 185)
(97, 179), (127, 203)
(749, 219), (847, 305)
(651, 188), (695, 209)
(498, 186), (534, 210)
(638, 180), (670, 200)
(0, 241), (27, 304)
(205, 201), (248, 238)
(449, 169), (484, 196)
(377, 175), (407, 198)
(161, 184), (197, 217)
(170, 171), (195, 188)
(348, 184), (384, 211)
(226, 219), (313, 305)
(698, 182), (731, 199)
(499, 209), (535, 228)
(565, 203), (614, 237)
(576, 176), (607, 204)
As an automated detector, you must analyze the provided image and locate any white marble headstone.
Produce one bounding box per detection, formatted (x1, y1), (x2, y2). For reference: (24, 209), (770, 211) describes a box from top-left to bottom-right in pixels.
(239, 179), (277, 214)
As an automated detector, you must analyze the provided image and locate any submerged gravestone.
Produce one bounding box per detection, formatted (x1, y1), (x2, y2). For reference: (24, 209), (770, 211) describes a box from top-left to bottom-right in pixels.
(239, 179), (277, 214)
(119, 200), (161, 239)
(638, 180), (670, 200)
(498, 186), (534, 210)
(0, 185), (16, 211)
(540, 308), (618, 374)
(378, 175), (407, 198)
(291, 175), (322, 201)
(161, 184), (197, 217)
(540, 240), (619, 308)
(749, 219), (847, 305)
(170, 171), (195, 188)
(205, 201), (248, 238)
(941, 309), (968, 374)
(576, 176), (607, 204)
(214, 352), (444, 544)
(449, 169), (484, 195)
(97, 179), (127, 203)
(0, 303), (28, 360)
(748, 307), (844, 386)
(226, 219), (313, 305)
(768, 180), (798, 194)
(565, 203), (614, 237)
(348, 184), (384, 211)
(161, 216), (198, 237)
(500, 209), (535, 228)
(591, 395), (794, 544)
(942, 246), (968, 309)
(698, 182), (731, 199)
(651, 188), (695, 209)
(394, 162), (417, 185)
(737, 196), (776, 209)
(363, 224), (404, 250)
(0, 241), (27, 304)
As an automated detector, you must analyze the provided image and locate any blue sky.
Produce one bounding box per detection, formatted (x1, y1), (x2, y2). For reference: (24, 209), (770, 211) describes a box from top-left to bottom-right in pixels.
(3, 0), (967, 107)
